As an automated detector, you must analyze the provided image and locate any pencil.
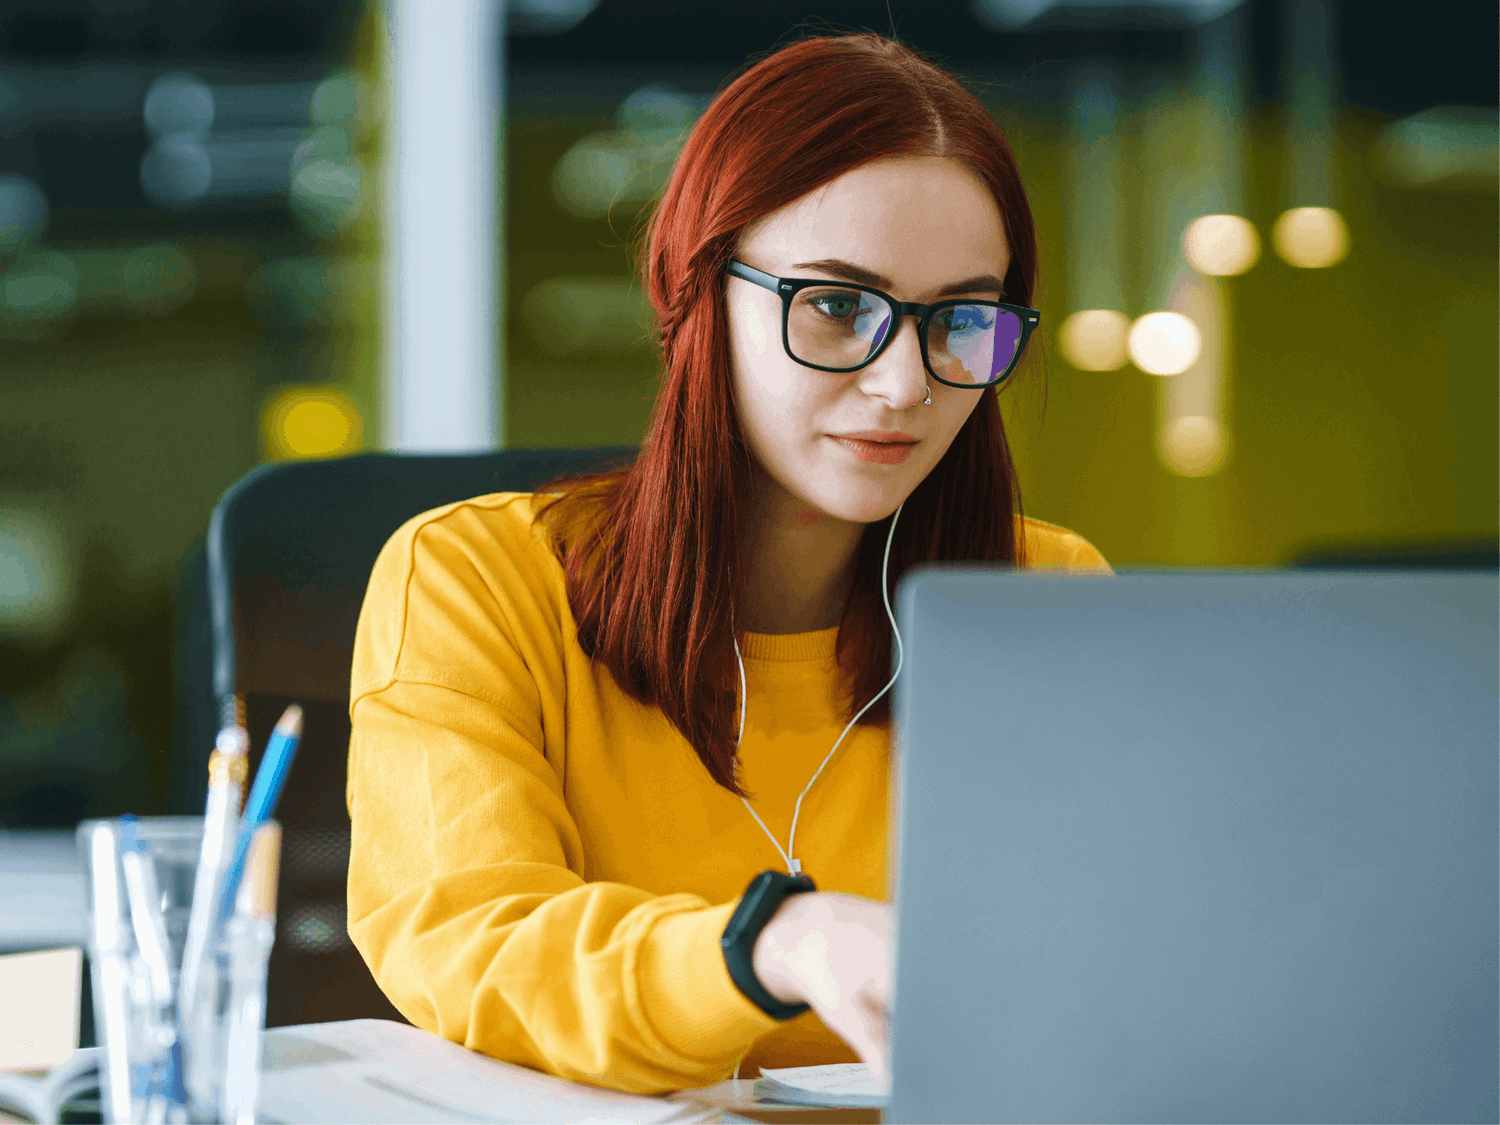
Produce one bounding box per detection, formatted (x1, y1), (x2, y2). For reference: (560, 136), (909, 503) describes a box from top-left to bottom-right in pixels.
(218, 705), (302, 922)
(244, 704), (303, 827)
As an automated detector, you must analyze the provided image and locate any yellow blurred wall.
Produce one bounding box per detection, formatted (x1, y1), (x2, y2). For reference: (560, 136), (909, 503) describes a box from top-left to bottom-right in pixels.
(999, 104), (1496, 564)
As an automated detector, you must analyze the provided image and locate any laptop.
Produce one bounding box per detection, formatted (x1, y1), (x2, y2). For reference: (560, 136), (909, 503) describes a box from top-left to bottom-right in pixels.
(889, 570), (1497, 1124)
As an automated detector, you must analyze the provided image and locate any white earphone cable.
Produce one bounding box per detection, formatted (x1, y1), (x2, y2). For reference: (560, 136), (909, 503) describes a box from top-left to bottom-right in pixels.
(733, 502), (906, 876)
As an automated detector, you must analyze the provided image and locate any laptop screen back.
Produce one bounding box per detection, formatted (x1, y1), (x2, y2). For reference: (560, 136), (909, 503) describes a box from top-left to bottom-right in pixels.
(890, 571), (1497, 1124)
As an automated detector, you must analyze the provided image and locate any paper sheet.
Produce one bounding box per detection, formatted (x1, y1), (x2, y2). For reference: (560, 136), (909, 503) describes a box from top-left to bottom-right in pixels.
(0, 947), (80, 1072)
(257, 1020), (715, 1124)
(755, 1062), (889, 1108)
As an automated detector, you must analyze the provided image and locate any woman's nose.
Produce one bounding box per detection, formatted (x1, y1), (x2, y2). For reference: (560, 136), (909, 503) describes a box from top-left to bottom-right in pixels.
(857, 315), (927, 409)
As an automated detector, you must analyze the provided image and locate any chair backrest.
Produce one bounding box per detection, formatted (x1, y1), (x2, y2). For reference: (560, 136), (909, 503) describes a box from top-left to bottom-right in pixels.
(1290, 537), (1498, 570)
(176, 447), (634, 1027)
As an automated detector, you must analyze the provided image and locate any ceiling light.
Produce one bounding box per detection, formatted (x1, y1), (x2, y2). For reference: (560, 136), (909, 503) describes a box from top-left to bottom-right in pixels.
(1271, 207), (1349, 269)
(1059, 309), (1130, 371)
(1183, 214), (1261, 276)
(1128, 311), (1201, 375)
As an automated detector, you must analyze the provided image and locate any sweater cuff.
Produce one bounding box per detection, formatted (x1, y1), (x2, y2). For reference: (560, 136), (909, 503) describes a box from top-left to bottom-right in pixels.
(637, 900), (780, 1061)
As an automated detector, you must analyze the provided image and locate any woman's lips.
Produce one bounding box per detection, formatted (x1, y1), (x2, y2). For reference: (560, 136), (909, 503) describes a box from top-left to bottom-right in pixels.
(831, 435), (917, 465)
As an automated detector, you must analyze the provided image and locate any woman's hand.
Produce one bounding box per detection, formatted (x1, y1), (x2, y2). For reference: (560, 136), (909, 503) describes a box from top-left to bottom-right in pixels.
(751, 892), (891, 1085)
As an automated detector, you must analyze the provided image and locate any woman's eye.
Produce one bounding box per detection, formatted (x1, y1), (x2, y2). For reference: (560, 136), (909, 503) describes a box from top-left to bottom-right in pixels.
(941, 307), (996, 333)
(808, 291), (861, 319)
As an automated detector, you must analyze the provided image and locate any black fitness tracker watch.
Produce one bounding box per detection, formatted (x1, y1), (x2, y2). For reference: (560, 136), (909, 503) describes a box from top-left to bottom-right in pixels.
(721, 869), (818, 1020)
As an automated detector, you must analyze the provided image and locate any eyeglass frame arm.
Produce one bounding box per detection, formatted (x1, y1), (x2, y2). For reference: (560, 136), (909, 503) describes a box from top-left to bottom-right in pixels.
(725, 259), (1041, 388)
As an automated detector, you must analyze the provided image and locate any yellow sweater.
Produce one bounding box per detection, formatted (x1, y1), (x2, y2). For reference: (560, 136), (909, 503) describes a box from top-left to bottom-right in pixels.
(347, 492), (1109, 1093)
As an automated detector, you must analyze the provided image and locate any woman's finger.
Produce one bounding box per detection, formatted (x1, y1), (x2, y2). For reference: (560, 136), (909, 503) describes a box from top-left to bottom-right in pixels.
(824, 999), (889, 1087)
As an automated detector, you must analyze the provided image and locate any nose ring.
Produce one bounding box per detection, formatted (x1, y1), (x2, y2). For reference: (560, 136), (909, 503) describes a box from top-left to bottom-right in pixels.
(922, 385), (932, 406)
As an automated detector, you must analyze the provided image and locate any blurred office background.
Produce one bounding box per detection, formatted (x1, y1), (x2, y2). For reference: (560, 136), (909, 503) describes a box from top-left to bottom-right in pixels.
(0, 0), (1494, 832)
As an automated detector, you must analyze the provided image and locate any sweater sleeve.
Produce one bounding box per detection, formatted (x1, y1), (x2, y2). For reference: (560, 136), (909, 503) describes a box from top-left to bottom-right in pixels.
(345, 498), (778, 1093)
(1021, 517), (1114, 574)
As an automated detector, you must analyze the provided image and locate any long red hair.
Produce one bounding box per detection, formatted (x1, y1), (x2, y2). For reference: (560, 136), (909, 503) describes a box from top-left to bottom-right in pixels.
(541, 34), (1036, 795)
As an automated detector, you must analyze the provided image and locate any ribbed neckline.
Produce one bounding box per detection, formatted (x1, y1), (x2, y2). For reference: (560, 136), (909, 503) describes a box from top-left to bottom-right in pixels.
(738, 625), (838, 662)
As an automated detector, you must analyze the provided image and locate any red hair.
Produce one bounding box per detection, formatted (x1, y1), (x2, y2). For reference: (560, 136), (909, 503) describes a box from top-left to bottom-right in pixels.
(541, 34), (1035, 795)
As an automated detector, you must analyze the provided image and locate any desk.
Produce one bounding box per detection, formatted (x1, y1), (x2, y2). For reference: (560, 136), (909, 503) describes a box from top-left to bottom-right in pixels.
(0, 843), (883, 1124)
(5, 1017), (882, 1124)
(0, 830), (85, 953)
(251, 1020), (883, 1124)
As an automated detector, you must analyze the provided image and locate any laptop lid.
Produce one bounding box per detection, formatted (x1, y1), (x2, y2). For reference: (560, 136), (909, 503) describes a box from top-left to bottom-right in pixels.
(890, 571), (1497, 1124)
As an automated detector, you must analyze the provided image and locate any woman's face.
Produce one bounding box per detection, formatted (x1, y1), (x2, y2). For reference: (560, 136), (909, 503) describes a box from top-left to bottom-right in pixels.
(727, 155), (1013, 526)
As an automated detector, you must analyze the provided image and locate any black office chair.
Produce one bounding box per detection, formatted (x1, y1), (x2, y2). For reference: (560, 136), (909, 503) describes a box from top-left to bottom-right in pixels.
(1290, 537), (1499, 570)
(173, 447), (635, 1027)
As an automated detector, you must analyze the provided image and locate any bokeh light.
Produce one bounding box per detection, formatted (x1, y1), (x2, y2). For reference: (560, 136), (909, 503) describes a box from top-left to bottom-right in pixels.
(1182, 214), (1261, 277)
(1128, 312), (1202, 376)
(122, 244), (197, 314)
(1160, 415), (1227, 477)
(551, 131), (683, 220)
(1059, 309), (1130, 371)
(139, 137), (213, 207)
(292, 125), (352, 171)
(522, 277), (654, 355)
(1271, 206), (1350, 269)
(0, 252), (80, 341)
(0, 175), (48, 254)
(290, 158), (363, 235)
(261, 387), (363, 460)
(310, 71), (372, 131)
(551, 84), (703, 220)
(1373, 106), (1498, 190)
(0, 506), (77, 643)
(508, 0), (601, 34)
(246, 257), (335, 334)
(142, 72), (214, 137)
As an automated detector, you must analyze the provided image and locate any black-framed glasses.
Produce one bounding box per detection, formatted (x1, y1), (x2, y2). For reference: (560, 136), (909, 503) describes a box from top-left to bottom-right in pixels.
(726, 259), (1040, 389)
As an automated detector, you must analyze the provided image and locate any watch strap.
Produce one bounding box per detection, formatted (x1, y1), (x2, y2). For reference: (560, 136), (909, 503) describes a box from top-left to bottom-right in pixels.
(721, 870), (818, 1020)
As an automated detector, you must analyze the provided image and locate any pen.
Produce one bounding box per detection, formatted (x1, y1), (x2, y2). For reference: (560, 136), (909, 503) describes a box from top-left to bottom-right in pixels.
(118, 817), (185, 1123)
(85, 822), (134, 1125)
(178, 699), (249, 1030)
(218, 704), (302, 923)
(118, 817), (171, 1010)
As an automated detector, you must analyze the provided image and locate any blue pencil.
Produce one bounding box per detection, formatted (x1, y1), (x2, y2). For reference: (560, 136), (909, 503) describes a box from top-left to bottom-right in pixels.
(218, 704), (302, 923)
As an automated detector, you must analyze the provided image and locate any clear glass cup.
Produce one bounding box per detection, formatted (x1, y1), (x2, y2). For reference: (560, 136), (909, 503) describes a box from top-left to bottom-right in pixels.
(78, 816), (279, 1125)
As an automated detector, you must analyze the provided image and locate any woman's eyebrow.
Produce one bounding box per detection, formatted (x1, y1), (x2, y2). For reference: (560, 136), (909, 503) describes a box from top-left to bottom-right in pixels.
(938, 275), (1008, 299)
(791, 258), (1008, 299)
(792, 258), (892, 288)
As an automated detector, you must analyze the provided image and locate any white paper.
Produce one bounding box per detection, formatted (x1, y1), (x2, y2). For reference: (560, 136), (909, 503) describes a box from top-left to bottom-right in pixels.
(755, 1062), (889, 1108)
(256, 1020), (715, 1125)
(0, 947), (81, 1072)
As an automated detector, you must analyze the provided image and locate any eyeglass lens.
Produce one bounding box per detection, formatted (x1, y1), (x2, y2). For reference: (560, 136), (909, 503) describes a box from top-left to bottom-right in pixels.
(786, 286), (1024, 385)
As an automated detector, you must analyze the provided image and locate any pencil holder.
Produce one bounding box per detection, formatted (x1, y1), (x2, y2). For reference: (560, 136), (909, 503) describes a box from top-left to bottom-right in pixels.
(78, 816), (280, 1125)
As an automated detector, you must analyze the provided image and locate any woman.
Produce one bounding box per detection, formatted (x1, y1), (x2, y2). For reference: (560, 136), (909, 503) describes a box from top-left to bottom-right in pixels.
(347, 32), (1109, 1094)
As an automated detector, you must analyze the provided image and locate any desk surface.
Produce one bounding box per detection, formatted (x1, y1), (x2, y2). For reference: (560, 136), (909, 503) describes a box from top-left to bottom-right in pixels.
(0, 830), (86, 952)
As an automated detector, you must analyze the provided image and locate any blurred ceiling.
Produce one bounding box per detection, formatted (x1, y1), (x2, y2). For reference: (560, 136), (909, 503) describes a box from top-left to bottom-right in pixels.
(0, 0), (1492, 119)
(0, 0), (1492, 231)
(0, 0), (356, 62)
(505, 0), (1496, 119)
